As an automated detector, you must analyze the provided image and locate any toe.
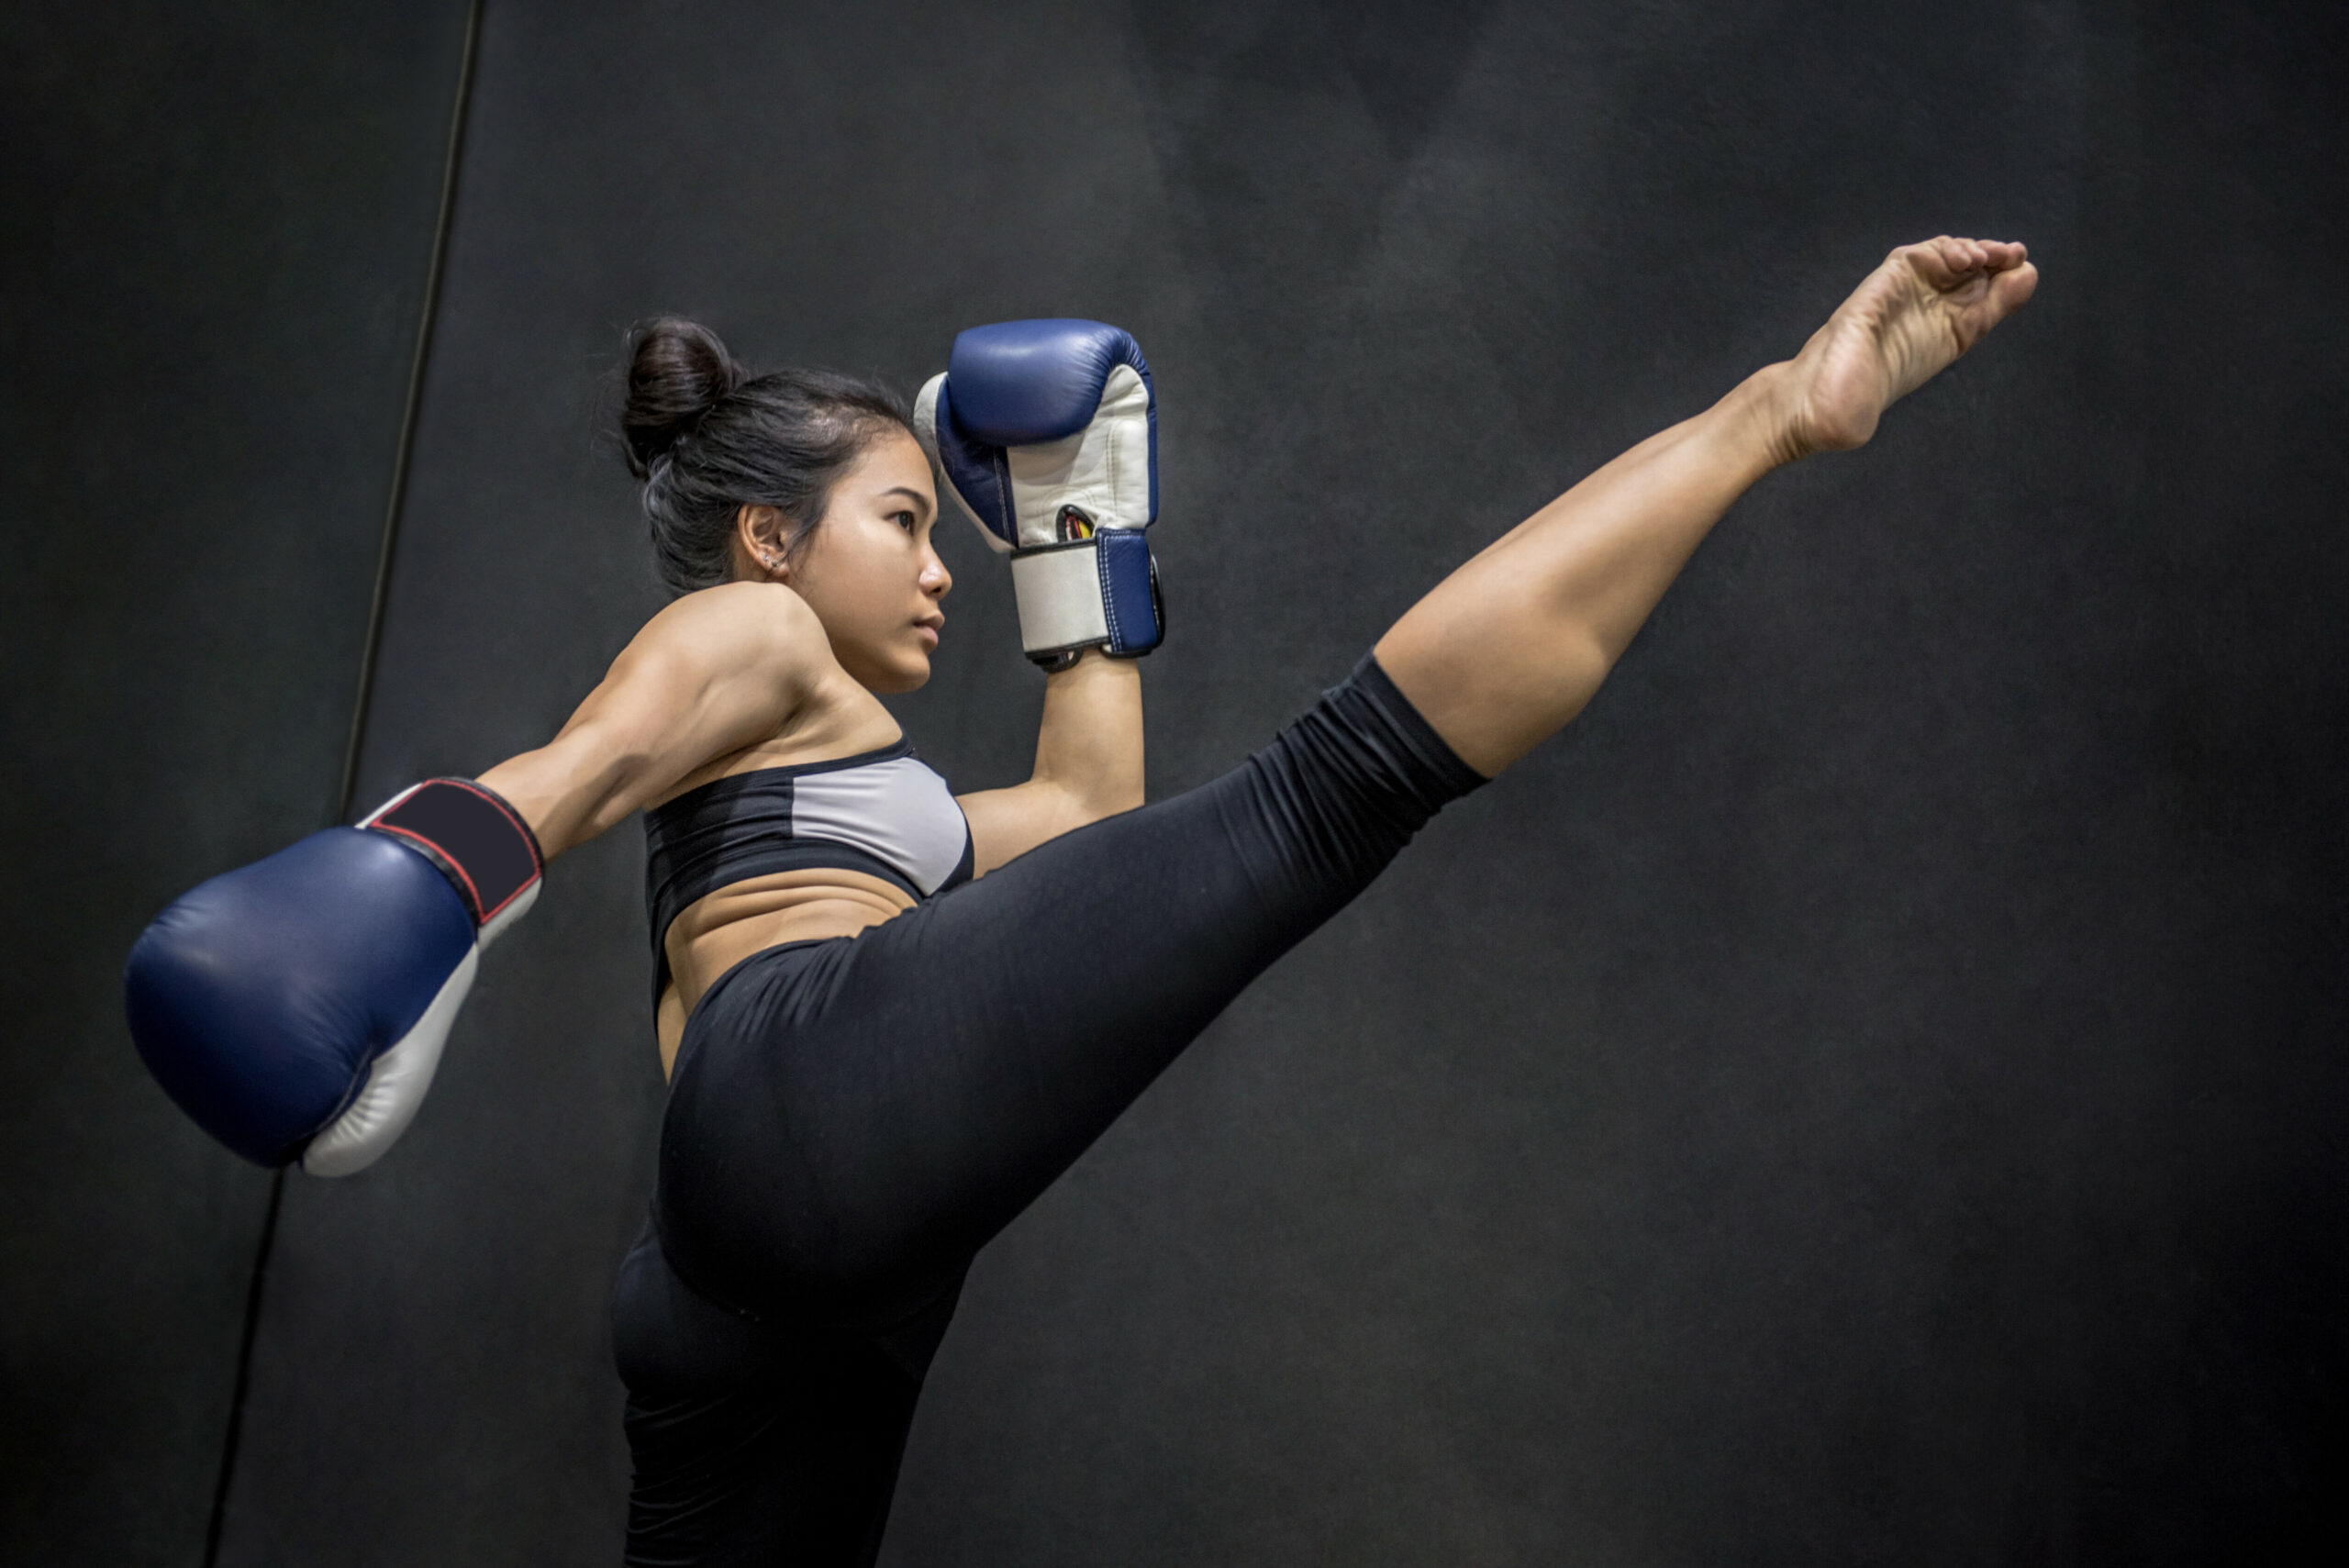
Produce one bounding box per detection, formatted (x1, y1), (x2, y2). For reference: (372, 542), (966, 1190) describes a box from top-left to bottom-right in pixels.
(1990, 260), (2041, 310)
(1901, 239), (1961, 288)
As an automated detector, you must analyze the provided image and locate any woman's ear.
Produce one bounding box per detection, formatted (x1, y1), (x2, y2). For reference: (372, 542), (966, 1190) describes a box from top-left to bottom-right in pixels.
(735, 503), (789, 581)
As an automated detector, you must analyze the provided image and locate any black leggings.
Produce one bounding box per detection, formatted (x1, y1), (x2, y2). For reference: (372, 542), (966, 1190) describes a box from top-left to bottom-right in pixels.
(609, 655), (1485, 1566)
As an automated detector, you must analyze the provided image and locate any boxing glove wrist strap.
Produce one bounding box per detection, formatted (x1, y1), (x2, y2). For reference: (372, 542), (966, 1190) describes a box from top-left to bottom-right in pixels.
(359, 778), (544, 946)
(1009, 529), (1164, 668)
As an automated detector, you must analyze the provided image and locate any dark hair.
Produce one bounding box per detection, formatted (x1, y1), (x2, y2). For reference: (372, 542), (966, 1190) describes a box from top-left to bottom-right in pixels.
(615, 317), (912, 596)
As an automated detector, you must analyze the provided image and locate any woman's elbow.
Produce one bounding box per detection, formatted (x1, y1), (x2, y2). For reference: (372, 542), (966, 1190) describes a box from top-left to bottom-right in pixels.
(1067, 778), (1143, 829)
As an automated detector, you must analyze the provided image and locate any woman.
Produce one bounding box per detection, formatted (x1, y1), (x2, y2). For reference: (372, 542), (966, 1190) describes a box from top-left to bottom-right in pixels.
(132, 236), (2036, 1563)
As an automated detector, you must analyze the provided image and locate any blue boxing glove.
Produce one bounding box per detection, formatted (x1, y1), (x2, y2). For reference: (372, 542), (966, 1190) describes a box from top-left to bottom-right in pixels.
(124, 778), (542, 1175)
(913, 318), (1163, 669)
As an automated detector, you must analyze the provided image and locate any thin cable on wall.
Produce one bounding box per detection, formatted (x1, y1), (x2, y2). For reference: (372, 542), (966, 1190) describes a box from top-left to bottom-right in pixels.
(201, 5), (484, 1564)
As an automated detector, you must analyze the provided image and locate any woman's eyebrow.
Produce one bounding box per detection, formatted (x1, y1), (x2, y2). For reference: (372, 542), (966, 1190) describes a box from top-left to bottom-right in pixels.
(877, 484), (933, 514)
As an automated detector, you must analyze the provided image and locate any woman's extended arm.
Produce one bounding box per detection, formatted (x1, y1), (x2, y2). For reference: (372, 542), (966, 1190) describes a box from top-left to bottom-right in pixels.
(477, 583), (848, 858)
(956, 650), (1144, 874)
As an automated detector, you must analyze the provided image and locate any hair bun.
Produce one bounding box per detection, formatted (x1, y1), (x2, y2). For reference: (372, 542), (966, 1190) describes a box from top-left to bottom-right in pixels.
(618, 317), (741, 477)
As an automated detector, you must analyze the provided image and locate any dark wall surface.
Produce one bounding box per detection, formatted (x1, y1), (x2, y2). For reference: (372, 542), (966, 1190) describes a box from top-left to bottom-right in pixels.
(0, 3), (472, 1564)
(18, 0), (2345, 1563)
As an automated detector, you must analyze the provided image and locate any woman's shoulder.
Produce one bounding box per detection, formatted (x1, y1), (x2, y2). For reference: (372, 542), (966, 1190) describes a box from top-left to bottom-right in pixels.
(638, 580), (830, 670)
(630, 584), (902, 801)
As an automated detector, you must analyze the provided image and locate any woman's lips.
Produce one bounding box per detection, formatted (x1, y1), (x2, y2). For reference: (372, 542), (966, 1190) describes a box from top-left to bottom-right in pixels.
(915, 617), (942, 648)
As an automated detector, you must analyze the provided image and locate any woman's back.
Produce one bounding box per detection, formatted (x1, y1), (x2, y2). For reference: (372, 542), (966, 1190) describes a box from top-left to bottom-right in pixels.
(477, 575), (940, 1069)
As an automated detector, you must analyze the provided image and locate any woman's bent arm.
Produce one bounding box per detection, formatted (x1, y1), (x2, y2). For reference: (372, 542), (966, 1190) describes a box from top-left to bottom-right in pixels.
(957, 651), (1145, 874)
(477, 583), (836, 858)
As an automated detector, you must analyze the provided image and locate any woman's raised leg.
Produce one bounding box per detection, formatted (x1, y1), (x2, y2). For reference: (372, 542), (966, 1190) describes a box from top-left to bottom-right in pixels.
(652, 237), (2040, 1329)
(1375, 236), (2038, 776)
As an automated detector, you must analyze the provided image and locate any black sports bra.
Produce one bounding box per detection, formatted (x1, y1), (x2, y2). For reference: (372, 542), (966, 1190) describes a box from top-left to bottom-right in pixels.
(642, 741), (974, 1001)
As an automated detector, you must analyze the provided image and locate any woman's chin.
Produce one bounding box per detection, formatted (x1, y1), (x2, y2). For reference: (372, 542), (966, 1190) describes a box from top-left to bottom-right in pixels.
(861, 651), (932, 695)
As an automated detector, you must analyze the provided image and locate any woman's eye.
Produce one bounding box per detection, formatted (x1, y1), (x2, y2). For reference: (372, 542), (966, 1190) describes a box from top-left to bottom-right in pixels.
(895, 511), (918, 533)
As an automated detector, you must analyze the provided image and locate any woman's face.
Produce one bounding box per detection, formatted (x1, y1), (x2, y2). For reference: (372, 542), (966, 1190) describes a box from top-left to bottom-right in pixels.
(742, 429), (952, 693)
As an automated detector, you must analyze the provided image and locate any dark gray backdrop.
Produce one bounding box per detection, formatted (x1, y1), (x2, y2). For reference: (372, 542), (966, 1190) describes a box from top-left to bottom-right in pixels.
(6, 2), (2346, 1564)
(0, 3), (472, 1562)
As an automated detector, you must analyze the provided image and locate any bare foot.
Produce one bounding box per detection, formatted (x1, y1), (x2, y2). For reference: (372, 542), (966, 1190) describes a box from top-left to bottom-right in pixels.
(1773, 236), (2039, 460)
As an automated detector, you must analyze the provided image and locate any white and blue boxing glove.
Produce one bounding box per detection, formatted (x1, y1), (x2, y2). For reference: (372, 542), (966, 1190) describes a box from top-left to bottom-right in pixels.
(913, 318), (1163, 669)
(124, 778), (541, 1175)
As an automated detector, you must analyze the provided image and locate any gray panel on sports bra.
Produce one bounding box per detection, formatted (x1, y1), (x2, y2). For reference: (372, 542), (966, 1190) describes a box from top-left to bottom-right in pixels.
(791, 757), (972, 897)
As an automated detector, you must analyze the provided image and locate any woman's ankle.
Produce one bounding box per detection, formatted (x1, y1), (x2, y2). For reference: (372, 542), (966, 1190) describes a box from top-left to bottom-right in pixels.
(1720, 361), (1811, 473)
